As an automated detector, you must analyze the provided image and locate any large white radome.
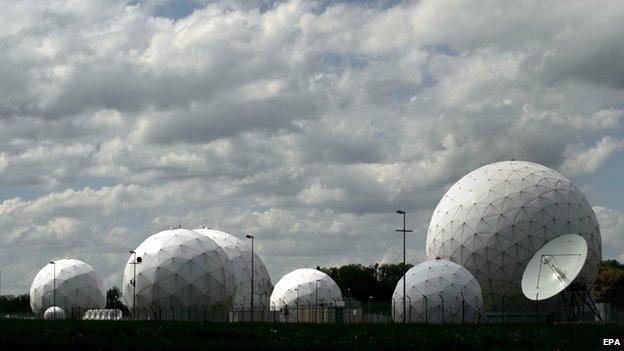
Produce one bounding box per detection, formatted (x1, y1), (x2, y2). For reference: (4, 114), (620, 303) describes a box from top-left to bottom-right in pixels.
(393, 260), (483, 323)
(122, 229), (237, 316)
(426, 161), (602, 311)
(270, 268), (342, 316)
(30, 258), (105, 316)
(193, 228), (273, 310)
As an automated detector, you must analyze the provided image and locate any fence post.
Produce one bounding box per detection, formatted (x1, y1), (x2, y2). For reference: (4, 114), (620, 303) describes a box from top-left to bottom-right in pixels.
(283, 300), (288, 323)
(405, 295), (411, 323)
(331, 297), (337, 324)
(535, 293), (538, 323)
(424, 295), (428, 324)
(262, 302), (266, 322)
(440, 294), (444, 324)
(461, 293), (465, 324)
(502, 294), (505, 323)
(271, 302), (276, 323)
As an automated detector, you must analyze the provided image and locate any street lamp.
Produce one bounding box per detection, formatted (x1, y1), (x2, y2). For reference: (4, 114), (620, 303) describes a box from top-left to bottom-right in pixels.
(395, 209), (412, 324)
(246, 234), (255, 322)
(128, 250), (142, 320)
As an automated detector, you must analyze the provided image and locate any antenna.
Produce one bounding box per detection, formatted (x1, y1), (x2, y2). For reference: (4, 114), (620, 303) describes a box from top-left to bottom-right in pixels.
(521, 234), (588, 301)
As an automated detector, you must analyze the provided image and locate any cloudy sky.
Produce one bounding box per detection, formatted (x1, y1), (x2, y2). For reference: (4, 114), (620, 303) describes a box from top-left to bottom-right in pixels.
(1, 0), (623, 295)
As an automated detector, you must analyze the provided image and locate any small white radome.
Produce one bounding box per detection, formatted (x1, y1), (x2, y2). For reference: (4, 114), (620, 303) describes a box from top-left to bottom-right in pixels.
(392, 259), (483, 323)
(30, 258), (105, 316)
(270, 268), (343, 317)
(43, 306), (66, 320)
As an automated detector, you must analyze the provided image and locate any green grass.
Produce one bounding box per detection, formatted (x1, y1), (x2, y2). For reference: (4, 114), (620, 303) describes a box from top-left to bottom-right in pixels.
(0, 319), (622, 350)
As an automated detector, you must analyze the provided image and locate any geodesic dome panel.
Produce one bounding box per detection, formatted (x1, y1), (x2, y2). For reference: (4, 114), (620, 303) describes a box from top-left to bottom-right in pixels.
(392, 260), (483, 323)
(122, 229), (237, 314)
(193, 228), (273, 311)
(30, 258), (106, 316)
(43, 306), (66, 320)
(426, 161), (602, 311)
(270, 268), (342, 314)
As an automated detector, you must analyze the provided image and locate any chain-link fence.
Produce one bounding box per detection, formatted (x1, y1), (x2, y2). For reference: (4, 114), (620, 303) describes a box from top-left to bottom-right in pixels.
(8, 294), (622, 324)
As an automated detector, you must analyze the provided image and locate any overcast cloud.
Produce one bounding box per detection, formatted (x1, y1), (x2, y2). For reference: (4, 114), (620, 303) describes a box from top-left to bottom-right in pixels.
(1, 0), (623, 294)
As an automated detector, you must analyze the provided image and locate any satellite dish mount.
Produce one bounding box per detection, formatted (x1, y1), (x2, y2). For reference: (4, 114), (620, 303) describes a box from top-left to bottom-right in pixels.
(521, 234), (602, 321)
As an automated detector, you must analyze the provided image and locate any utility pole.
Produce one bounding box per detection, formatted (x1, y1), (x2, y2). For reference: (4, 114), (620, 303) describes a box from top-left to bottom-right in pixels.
(395, 209), (413, 324)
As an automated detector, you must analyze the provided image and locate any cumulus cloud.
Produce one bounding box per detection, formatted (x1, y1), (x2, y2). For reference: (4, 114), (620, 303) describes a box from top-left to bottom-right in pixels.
(594, 206), (624, 262)
(562, 137), (624, 177)
(0, 0), (624, 294)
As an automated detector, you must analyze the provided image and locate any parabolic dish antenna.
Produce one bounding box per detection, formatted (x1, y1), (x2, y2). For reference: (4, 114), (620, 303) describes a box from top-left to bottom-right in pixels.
(521, 234), (588, 301)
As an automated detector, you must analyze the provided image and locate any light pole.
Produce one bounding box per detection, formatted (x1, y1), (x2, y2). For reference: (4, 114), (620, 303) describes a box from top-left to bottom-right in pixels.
(246, 234), (255, 322)
(395, 209), (412, 324)
(129, 250), (142, 320)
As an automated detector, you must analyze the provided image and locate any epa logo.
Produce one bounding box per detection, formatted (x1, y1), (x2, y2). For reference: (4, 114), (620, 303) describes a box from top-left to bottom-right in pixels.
(604, 339), (621, 346)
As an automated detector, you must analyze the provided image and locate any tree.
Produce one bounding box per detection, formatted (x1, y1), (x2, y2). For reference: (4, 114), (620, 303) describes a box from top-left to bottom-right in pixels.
(319, 264), (378, 303)
(376, 262), (412, 300)
(106, 286), (126, 310)
(318, 262), (413, 304)
(0, 294), (30, 313)
(595, 259), (624, 308)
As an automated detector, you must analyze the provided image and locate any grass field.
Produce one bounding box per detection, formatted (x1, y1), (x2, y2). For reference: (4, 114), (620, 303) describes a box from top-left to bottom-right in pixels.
(0, 319), (622, 350)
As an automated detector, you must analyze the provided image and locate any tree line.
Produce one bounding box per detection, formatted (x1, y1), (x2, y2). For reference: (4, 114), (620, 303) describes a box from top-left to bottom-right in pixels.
(317, 263), (412, 304)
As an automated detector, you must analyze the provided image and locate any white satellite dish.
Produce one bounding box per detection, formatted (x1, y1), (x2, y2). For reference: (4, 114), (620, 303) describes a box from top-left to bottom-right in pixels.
(521, 234), (588, 301)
